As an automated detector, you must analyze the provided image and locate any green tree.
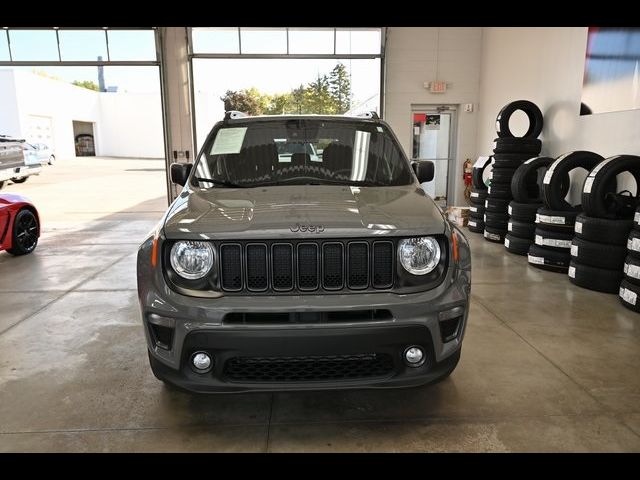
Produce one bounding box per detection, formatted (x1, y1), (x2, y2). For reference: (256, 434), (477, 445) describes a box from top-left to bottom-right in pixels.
(290, 84), (307, 114)
(265, 92), (294, 115)
(329, 63), (352, 113)
(306, 74), (337, 114)
(72, 80), (100, 91)
(220, 62), (352, 115)
(220, 88), (268, 115)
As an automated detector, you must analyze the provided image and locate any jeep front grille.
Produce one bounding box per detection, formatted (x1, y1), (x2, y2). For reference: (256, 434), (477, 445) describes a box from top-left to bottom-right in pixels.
(217, 239), (394, 294)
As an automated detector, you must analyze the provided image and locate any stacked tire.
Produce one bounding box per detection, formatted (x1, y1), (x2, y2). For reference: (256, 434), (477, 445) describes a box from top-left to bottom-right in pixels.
(621, 205), (640, 311)
(504, 156), (556, 255)
(568, 155), (640, 294)
(468, 157), (491, 234)
(527, 151), (604, 273)
(484, 100), (544, 243)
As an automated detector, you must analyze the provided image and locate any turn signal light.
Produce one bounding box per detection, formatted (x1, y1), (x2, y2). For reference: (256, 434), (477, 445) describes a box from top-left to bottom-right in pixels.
(451, 230), (460, 263)
(151, 237), (159, 268)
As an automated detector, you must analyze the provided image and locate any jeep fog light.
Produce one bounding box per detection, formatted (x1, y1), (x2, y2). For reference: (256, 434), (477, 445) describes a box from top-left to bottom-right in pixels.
(404, 346), (425, 367)
(191, 352), (213, 372)
(398, 237), (440, 275)
(170, 241), (214, 279)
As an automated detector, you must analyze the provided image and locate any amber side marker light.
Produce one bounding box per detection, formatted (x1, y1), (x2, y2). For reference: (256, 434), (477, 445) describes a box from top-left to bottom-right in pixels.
(151, 237), (159, 267)
(451, 231), (459, 263)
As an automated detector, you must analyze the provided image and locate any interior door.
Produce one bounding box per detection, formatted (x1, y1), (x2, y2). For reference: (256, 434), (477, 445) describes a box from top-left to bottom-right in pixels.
(411, 107), (456, 207)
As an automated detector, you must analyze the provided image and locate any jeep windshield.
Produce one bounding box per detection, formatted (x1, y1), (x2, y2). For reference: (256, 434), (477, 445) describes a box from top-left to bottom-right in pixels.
(192, 118), (414, 188)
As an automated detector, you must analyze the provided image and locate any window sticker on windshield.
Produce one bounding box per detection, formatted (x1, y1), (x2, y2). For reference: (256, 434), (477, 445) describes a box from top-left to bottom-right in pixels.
(210, 127), (247, 155)
(377, 126), (384, 132)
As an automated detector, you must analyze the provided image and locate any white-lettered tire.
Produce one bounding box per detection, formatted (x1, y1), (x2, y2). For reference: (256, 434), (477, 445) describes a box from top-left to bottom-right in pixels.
(570, 237), (627, 270)
(504, 234), (532, 255)
(542, 151), (604, 211)
(527, 244), (570, 272)
(568, 261), (623, 294)
(619, 279), (640, 312)
(574, 214), (633, 245)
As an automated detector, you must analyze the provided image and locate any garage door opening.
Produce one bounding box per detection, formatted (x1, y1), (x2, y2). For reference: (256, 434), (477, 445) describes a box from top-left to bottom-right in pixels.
(189, 28), (384, 151)
(72, 121), (96, 156)
(0, 28), (168, 231)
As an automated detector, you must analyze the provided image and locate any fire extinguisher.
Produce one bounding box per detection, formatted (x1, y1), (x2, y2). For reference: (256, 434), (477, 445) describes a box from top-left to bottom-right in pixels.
(463, 158), (473, 202)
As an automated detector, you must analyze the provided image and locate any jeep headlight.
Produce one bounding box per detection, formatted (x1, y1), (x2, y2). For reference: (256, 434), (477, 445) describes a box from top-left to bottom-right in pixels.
(398, 237), (441, 275)
(170, 241), (215, 280)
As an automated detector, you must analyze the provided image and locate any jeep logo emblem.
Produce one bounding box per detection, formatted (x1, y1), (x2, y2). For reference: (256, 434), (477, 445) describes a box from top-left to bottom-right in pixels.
(290, 223), (325, 233)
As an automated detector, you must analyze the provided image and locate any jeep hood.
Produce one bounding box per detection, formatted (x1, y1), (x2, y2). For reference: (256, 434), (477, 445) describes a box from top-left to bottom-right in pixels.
(163, 184), (446, 240)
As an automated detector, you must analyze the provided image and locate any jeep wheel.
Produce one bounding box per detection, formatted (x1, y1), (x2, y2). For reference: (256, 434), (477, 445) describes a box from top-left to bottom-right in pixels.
(10, 177), (28, 184)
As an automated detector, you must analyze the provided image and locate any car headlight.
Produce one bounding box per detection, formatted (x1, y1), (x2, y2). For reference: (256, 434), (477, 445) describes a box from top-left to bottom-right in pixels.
(170, 241), (215, 280)
(398, 237), (441, 275)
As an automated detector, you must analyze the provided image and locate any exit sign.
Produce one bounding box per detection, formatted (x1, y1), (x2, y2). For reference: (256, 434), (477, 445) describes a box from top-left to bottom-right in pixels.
(429, 81), (447, 93)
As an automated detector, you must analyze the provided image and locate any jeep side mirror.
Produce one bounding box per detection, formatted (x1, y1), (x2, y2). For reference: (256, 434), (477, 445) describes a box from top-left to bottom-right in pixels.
(412, 160), (434, 183)
(170, 163), (193, 186)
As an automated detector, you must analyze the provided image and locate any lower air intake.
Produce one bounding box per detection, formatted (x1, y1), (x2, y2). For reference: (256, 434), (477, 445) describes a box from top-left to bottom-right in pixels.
(223, 353), (394, 383)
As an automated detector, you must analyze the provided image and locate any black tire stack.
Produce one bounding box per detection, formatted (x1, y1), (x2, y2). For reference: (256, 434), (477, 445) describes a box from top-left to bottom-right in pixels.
(468, 157), (491, 234)
(527, 151), (604, 273)
(568, 155), (640, 294)
(504, 156), (555, 255)
(621, 206), (640, 312)
(484, 100), (544, 244)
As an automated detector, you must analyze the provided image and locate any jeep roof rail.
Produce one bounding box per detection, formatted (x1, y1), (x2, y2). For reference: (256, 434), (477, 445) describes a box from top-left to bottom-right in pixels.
(224, 111), (249, 121)
(354, 111), (380, 120)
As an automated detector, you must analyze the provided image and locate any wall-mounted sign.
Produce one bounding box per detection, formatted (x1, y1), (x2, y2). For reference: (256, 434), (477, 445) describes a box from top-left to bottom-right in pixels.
(429, 81), (447, 93)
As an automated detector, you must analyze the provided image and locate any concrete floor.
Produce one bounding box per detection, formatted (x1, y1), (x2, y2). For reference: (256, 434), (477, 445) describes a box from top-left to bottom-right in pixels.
(0, 158), (639, 452)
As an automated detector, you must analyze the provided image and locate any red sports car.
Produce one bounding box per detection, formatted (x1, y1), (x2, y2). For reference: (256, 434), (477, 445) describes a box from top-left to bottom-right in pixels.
(0, 193), (40, 255)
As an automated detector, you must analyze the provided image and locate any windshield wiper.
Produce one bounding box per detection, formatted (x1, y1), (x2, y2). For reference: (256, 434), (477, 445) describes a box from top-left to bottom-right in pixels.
(193, 177), (248, 188)
(251, 178), (388, 188)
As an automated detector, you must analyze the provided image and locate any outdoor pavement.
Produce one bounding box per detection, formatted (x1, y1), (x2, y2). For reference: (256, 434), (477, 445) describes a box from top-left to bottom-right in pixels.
(0, 158), (639, 452)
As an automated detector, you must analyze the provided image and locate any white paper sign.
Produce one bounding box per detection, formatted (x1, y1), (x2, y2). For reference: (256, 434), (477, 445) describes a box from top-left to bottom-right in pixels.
(538, 214), (566, 225)
(528, 255), (545, 265)
(504, 237), (510, 247)
(620, 287), (637, 305)
(571, 245), (578, 257)
(508, 222), (513, 231)
(626, 263), (640, 279)
(575, 222), (582, 234)
(568, 266), (576, 278)
(210, 127), (248, 155)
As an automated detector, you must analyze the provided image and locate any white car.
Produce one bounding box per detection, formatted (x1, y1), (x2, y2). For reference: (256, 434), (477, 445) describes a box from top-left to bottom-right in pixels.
(22, 143), (55, 166)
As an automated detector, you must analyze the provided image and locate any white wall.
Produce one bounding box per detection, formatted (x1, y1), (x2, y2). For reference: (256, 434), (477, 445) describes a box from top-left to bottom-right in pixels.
(11, 70), (101, 159)
(98, 93), (164, 158)
(477, 27), (640, 159)
(0, 71), (22, 137)
(0, 69), (164, 159)
(384, 27), (483, 206)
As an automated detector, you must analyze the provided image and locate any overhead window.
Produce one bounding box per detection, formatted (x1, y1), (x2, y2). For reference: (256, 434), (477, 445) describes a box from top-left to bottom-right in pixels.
(336, 29), (381, 55)
(9, 30), (59, 61)
(106, 30), (157, 61)
(288, 29), (335, 54)
(240, 28), (288, 54)
(0, 31), (9, 61)
(192, 27), (239, 54)
(58, 30), (108, 61)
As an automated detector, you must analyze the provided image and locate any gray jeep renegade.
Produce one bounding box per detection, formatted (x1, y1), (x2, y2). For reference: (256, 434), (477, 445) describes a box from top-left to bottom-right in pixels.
(137, 112), (471, 393)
